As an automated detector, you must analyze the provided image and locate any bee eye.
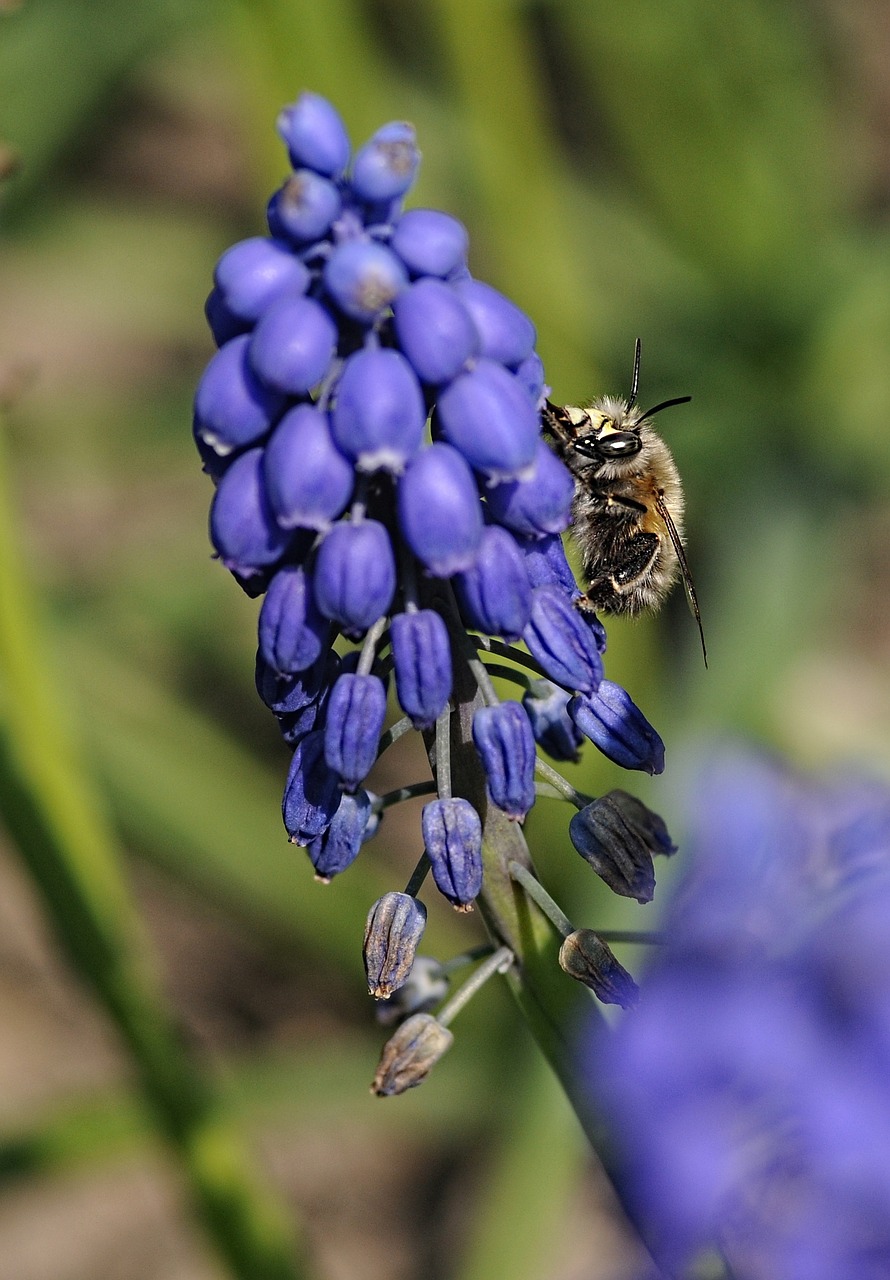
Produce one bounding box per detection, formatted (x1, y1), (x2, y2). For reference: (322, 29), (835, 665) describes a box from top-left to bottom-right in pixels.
(595, 432), (641, 459)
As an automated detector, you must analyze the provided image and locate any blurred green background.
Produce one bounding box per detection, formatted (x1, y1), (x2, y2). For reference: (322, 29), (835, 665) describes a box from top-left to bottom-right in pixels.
(1, 1), (888, 1277)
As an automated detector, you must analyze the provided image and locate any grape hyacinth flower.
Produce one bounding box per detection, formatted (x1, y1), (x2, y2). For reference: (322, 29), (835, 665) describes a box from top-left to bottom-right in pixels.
(193, 92), (674, 1100)
(589, 750), (890, 1279)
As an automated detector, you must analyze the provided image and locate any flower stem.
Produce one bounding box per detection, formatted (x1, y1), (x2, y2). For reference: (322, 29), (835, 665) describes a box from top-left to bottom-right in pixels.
(534, 757), (591, 809)
(508, 860), (573, 937)
(437, 945), (514, 1027)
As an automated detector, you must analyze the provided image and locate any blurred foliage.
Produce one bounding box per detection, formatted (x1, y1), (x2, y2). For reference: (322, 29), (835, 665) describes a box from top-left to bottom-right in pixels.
(1, 0), (889, 1277)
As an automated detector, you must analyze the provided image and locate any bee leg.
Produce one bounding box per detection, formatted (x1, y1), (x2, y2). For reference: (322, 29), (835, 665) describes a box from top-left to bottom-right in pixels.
(576, 533), (660, 615)
(542, 402), (577, 453)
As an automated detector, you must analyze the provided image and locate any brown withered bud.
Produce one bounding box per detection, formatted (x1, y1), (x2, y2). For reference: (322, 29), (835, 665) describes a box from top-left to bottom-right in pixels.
(371, 1013), (454, 1096)
(569, 790), (676, 903)
(559, 929), (640, 1009)
(363, 891), (427, 999)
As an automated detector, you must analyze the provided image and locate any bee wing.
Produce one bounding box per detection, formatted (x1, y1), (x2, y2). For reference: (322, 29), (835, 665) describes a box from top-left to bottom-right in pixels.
(655, 494), (708, 668)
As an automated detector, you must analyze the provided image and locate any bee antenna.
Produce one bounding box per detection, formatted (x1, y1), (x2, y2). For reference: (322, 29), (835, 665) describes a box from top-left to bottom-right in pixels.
(629, 338), (642, 406)
(640, 395), (692, 420)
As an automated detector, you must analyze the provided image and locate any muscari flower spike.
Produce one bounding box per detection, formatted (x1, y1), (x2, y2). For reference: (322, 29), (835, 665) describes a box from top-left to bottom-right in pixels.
(193, 91), (675, 1077)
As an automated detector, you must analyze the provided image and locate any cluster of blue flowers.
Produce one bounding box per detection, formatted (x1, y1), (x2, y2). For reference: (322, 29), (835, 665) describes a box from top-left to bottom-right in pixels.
(194, 93), (670, 1022)
(593, 749), (890, 1279)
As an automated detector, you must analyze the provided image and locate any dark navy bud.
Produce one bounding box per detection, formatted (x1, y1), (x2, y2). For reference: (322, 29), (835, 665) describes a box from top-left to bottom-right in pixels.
(331, 347), (425, 471)
(390, 208), (468, 278)
(568, 681), (665, 775)
(313, 520), (397, 636)
(323, 240), (408, 323)
(276, 93), (351, 176)
(324, 673), (387, 791)
(390, 609), (452, 729)
(194, 335), (286, 456)
(471, 702), (536, 821)
(421, 797), (483, 910)
(213, 237), (309, 323)
(486, 441), (574, 538)
(249, 296), (337, 395)
(255, 647), (336, 715)
(569, 790), (676, 902)
(307, 789), (373, 881)
(522, 679), (583, 763)
(209, 447), (291, 576)
(204, 287), (250, 348)
(282, 729), (342, 843)
(437, 359), (539, 480)
(258, 564), (329, 675)
(264, 404), (354, 531)
(371, 1012), (453, 1096)
(397, 442), (483, 576)
(514, 351), (546, 406)
(267, 171), (342, 243)
(277, 699), (325, 748)
(450, 278), (536, 367)
(523, 585), (603, 694)
(375, 956), (449, 1027)
(558, 929), (639, 1009)
(351, 121), (420, 202)
(392, 279), (479, 385)
(363, 891), (428, 998)
(454, 525), (532, 640)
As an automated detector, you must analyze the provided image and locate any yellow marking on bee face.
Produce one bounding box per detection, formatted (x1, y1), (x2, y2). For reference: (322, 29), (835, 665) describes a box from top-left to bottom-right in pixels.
(565, 405), (590, 428)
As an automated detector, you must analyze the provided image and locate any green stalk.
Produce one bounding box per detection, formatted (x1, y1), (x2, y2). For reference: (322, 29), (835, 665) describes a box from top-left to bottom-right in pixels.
(0, 418), (305, 1280)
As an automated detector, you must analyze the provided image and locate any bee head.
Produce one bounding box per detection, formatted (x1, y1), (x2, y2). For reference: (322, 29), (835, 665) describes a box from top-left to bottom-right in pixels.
(571, 408), (644, 463)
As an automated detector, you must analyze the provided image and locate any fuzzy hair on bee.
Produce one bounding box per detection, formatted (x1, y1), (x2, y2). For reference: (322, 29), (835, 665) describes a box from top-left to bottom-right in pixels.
(543, 340), (707, 666)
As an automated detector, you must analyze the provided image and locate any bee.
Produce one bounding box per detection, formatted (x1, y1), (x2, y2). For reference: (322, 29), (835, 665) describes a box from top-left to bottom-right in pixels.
(543, 340), (707, 666)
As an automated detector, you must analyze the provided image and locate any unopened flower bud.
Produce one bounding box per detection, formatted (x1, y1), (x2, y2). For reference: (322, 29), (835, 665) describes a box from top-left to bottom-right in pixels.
(437, 359), (539, 481)
(568, 680), (664, 774)
(569, 790), (676, 903)
(523, 585), (604, 694)
(276, 93), (351, 176)
(213, 237), (309, 324)
(307, 789), (374, 881)
(472, 702), (536, 821)
(422, 797), (483, 909)
(486, 440), (574, 539)
(323, 240), (408, 322)
(258, 565), (329, 675)
(363, 891), (428, 998)
(393, 278), (479, 384)
(330, 346), (425, 472)
(558, 929), (639, 1009)
(450, 278), (536, 367)
(209, 447), (292, 577)
(267, 171), (342, 242)
(324, 672), (388, 791)
(397, 442), (483, 576)
(264, 404), (354, 531)
(371, 1012), (453, 1096)
(313, 520), (396, 636)
(282, 729), (342, 843)
(194, 335), (286, 456)
(454, 525), (532, 640)
(249, 295), (337, 395)
(390, 609), (452, 729)
(522, 679), (583, 763)
(351, 121), (420, 202)
(390, 208), (468, 278)
(517, 530), (580, 594)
